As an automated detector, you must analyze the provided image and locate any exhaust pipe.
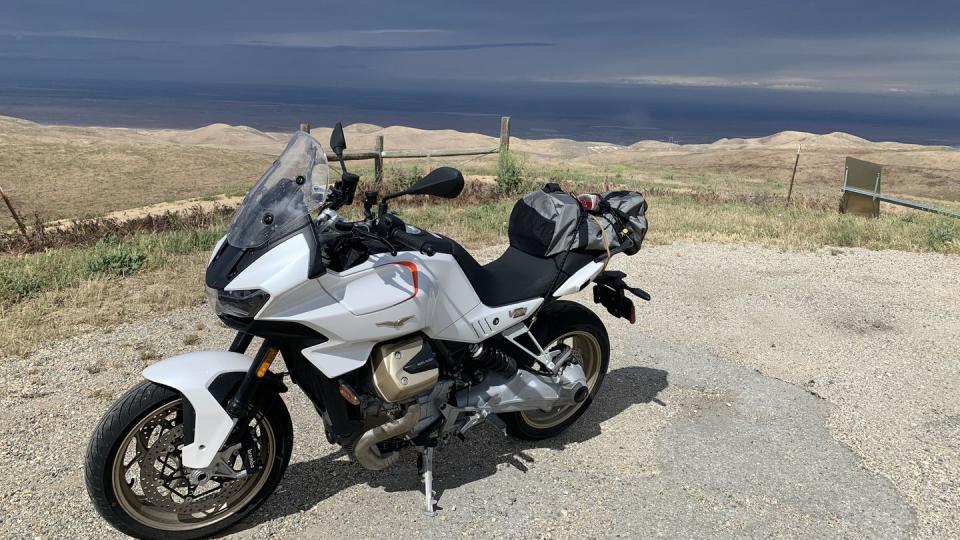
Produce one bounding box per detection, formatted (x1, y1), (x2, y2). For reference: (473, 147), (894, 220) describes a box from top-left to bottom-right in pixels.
(353, 404), (420, 471)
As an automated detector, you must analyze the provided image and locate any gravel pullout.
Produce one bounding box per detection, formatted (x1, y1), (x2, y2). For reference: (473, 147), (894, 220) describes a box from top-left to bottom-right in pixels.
(1, 243), (955, 538)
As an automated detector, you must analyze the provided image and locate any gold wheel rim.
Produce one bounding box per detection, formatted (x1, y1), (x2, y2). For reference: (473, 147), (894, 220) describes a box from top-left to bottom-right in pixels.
(520, 330), (602, 429)
(110, 398), (276, 532)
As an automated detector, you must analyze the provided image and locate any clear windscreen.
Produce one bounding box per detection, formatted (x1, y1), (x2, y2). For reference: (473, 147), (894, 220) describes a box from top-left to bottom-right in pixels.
(226, 131), (329, 249)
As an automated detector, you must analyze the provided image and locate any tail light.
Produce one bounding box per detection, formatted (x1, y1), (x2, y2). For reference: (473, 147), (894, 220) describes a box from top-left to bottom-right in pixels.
(577, 193), (601, 212)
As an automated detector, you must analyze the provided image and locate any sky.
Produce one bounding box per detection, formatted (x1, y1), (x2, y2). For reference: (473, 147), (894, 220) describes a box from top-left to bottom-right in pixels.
(0, 0), (958, 96)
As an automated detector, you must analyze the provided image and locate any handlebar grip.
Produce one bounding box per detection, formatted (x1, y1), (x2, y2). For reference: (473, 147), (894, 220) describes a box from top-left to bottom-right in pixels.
(391, 228), (436, 256)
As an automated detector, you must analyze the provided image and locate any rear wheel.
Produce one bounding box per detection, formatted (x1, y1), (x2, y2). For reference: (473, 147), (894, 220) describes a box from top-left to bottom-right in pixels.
(85, 381), (292, 540)
(501, 300), (610, 440)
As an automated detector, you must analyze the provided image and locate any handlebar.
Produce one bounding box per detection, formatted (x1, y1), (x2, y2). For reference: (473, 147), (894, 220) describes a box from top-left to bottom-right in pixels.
(390, 228), (436, 256)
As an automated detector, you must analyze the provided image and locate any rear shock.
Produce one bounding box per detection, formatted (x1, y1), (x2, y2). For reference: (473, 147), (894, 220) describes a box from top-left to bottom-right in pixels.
(467, 343), (519, 378)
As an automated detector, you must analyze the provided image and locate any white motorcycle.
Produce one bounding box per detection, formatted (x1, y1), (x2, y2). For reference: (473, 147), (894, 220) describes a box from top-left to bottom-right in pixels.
(85, 125), (649, 539)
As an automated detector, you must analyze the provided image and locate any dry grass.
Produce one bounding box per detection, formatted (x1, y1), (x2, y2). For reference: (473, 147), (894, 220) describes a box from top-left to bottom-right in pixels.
(0, 137), (270, 228)
(1, 205), (236, 254)
(4, 189), (958, 357)
(2, 122), (959, 357)
(0, 253), (208, 356)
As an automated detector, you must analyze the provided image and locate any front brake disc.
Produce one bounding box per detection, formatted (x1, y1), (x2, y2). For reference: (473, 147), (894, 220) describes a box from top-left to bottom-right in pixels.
(139, 426), (252, 513)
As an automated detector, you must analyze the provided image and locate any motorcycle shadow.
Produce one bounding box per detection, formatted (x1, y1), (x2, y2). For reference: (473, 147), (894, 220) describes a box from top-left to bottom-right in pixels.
(237, 365), (667, 530)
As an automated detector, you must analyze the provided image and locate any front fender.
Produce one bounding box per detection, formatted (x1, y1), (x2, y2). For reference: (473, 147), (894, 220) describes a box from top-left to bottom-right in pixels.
(143, 351), (253, 468)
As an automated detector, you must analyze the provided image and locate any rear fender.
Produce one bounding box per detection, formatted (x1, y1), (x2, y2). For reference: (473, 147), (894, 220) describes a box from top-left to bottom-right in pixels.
(142, 351), (254, 469)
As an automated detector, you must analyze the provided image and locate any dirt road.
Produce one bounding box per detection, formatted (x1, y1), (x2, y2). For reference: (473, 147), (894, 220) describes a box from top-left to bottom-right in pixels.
(2, 243), (957, 538)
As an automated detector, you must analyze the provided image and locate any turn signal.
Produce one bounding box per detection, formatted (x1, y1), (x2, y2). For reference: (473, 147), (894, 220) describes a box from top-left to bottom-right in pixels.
(255, 348), (279, 378)
(339, 381), (361, 405)
(393, 261), (419, 297)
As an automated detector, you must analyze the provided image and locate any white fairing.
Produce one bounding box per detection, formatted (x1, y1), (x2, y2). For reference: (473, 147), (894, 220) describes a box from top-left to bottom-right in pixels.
(142, 352), (254, 468)
(250, 238), (545, 377)
(552, 260), (605, 298)
(225, 233), (311, 298)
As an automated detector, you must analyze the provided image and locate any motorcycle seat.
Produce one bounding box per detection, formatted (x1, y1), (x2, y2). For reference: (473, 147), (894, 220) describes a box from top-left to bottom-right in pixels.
(448, 240), (595, 307)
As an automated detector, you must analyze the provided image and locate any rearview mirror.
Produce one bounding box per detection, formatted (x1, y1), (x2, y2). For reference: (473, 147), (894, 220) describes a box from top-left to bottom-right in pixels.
(330, 122), (346, 155)
(405, 167), (464, 199)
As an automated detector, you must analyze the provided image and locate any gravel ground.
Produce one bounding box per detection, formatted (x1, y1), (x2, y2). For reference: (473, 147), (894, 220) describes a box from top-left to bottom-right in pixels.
(1, 243), (957, 539)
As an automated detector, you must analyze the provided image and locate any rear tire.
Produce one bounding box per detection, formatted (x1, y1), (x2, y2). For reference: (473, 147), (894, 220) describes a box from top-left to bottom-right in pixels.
(85, 381), (292, 540)
(501, 300), (610, 440)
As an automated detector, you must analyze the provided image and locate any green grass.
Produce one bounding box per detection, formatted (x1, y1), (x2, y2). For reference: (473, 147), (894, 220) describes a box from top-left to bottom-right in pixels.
(0, 225), (225, 306)
(650, 193), (960, 252)
(1, 171), (958, 356)
(5, 189), (958, 309)
(495, 150), (526, 195)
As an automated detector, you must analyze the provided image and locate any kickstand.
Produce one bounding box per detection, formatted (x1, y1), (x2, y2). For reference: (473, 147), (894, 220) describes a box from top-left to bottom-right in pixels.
(417, 446), (437, 517)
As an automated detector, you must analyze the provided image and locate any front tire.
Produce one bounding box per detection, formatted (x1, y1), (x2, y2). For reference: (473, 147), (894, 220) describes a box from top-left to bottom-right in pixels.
(501, 300), (610, 440)
(85, 381), (292, 540)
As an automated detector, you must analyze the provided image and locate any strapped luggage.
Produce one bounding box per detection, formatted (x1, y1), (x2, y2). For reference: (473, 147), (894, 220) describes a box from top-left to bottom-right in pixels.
(507, 183), (647, 258)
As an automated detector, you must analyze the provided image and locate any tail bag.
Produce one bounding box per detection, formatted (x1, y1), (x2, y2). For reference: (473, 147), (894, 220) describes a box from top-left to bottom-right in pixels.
(507, 183), (647, 257)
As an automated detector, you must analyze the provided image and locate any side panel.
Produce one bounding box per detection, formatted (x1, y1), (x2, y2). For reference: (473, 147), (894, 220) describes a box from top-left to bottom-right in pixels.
(248, 246), (565, 376)
(322, 262), (417, 315)
(142, 352), (253, 469)
(553, 260), (605, 298)
(261, 252), (439, 378)
(440, 297), (543, 341)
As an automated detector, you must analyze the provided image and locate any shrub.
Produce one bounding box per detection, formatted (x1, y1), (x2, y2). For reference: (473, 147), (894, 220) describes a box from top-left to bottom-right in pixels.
(826, 216), (861, 247)
(926, 218), (960, 250)
(385, 164), (424, 191)
(496, 150), (525, 195)
(88, 249), (146, 277)
(0, 269), (45, 304)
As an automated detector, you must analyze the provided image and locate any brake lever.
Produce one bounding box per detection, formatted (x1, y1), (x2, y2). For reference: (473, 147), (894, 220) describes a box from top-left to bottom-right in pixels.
(353, 228), (398, 256)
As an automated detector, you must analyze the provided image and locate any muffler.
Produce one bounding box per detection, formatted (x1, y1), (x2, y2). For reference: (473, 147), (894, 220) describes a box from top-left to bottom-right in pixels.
(353, 404), (421, 471)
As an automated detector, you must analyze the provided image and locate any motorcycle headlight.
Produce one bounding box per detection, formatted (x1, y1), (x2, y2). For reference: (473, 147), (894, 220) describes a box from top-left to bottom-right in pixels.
(206, 287), (270, 319)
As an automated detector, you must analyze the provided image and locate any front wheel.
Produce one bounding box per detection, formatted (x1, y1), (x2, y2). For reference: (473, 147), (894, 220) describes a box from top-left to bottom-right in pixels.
(501, 300), (610, 440)
(85, 381), (292, 540)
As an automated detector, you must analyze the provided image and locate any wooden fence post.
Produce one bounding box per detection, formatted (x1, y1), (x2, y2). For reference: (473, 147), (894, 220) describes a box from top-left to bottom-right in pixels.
(374, 135), (384, 185)
(299, 122), (310, 133)
(786, 143), (802, 206)
(499, 116), (511, 154)
(0, 182), (31, 244)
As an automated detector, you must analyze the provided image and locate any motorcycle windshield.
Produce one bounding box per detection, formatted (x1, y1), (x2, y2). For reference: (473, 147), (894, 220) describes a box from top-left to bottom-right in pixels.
(226, 131), (329, 249)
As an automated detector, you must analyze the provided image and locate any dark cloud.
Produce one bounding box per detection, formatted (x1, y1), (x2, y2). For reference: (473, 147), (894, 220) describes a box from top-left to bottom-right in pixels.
(231, 42), (554, 52)
(0, 1), (956, 94)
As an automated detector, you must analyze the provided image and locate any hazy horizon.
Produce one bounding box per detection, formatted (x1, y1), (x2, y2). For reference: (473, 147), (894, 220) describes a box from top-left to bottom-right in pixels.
(1, 76), (959, 147)
(2, 2), (958, 146)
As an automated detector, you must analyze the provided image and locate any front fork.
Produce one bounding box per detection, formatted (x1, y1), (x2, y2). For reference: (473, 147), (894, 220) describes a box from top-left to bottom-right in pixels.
(224, 333), (279, 417)
(176, 332), (280, 473)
